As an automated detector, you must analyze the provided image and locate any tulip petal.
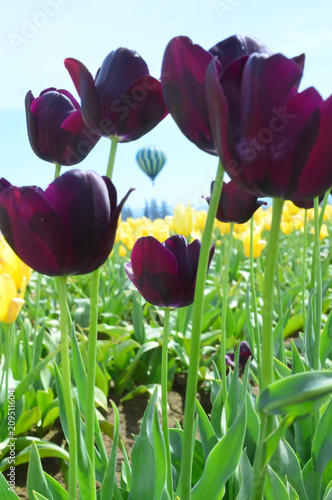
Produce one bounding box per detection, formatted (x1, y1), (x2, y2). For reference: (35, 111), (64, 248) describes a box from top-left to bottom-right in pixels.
(293, 94), (332, 200)
(64, 58), (102, 134)
(162, 36), (217, 155)
(209, 34), (272, 71)
(0, 186), (65, 275)
(127, 236), (178, 307)
(58, 109), (100, 165)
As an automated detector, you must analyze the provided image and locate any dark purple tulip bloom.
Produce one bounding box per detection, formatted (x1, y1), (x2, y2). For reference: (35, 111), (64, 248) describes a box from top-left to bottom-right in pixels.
(125, 235), (215, 308)
(206, 52), (332, 202)
(0, 170), (133, 276)
(225, 341), (252, 368)
(64, 48), (169, 141)
(25, 88), (100, 166)
(161, 35), (272, 155)
(204, 180), (266, 224)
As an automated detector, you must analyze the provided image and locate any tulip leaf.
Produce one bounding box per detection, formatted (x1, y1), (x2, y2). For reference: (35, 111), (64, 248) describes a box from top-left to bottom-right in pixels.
(304, 291), (315, 369)
(323, 481), (332, 500)
(257, 371), (332, 416)
(15, 349), (60, 401)
(44, 472), (68, 499)
(320, 308), (332, 367)
(286, 481), (300, 500)
(74, 394), (96, 500)
(151, 405), (170, 500)
(191, 398), (246, 500)
(132, 292), (145, 344)
(33, 493), (49, 500)
(53, 362), (68, 442)
(16, 407), (42, 435)
(100, 401), (120, 500)
(196, 398), (218, 462)
(265, 466), (289, 500)
(302, 459), (316, 500)
(236, 449), (253, 500)
(312, 396), (332, 473)
(0, 471), (21, 498)
(27, 441), (54, 500)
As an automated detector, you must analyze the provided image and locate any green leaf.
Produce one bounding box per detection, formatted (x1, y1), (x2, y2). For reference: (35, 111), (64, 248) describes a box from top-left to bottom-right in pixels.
(258, 371), (332, 416)
(291, 341), (306, 375)
(0, 471), (21, 499)
(196, 399), (218, 462)
(270, 438), (308, 500)
(74, 394), (96, 500)
(302, 459), (316, 500)
(169, 429), (204, 488)
(320, 308), (332, 367)
(132, 292), (145, 344)
(33, 492), (49, 500)
(265, 466), (289, 500)
(37, 389), (54, 416)
(294, 414), (313, 466)
(191, 399), (246, 500)
(304, 291), (315, 369)
(312, 396), (332, 473)
(0, 442), (69, 472)
(113, 339), (140, 371)
(15, 349), (60, 401)
(151, 405), (170, 500)
(44, 473), (68, 499)
(323, 481), (332, 500)
(115, 341), (159, 395)
(286, 482), (300, 500)
(236, 449), (253, 500)
(101, 401), (120, 500)
(53, 362), (68, 442)
(16, 407), (42, 435)
(27, 441), (54, 500)
(128, 390), (158, 499)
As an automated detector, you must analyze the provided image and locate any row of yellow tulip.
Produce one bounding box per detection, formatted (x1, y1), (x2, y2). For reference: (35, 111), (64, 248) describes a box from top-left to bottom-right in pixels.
(116, 201), (332, 259)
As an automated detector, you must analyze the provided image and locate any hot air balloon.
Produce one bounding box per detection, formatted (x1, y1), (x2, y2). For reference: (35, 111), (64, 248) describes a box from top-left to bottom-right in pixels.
(136, 146), (167, 185)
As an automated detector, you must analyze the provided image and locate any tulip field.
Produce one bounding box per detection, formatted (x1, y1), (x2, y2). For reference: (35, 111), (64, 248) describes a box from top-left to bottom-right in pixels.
(1, 198), (332, 499)
(2, 31), (332, 500)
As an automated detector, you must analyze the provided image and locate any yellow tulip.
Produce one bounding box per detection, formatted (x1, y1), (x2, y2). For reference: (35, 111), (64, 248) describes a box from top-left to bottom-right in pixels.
(320, 224), (328, 240)
(118, 245), (127, 257)
(242, 231), (267, 258)
(0, 274), (25, 323)
(0, 236), (31, 291)
(173, 203), (193, 237)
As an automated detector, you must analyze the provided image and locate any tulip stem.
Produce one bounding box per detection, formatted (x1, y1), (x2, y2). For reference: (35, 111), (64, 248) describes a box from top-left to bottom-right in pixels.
(54, 163), (61, 179)
(162, 307), (173, 499)
(58, 275), (77, 500)
(250, 197), (284, 500)
(302, 209), (308, 328)
(179, 160), (224, 500)
(250, 217), (261, 386)
(85, 267), (100, 476)
(106, 137), (119, 179)
(220, 222), (234, 402)
(260, 197), (284, 390)
(313, 196), (322, 371)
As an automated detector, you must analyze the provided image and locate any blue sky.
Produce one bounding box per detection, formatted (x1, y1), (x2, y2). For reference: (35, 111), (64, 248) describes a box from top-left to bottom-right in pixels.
(1, 0), (332, 210)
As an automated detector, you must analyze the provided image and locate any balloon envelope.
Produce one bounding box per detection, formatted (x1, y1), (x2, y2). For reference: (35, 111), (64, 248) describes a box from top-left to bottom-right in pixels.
(136, 146), (167, 184)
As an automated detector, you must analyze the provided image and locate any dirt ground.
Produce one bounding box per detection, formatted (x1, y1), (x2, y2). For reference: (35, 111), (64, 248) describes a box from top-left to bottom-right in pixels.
(10, 377), (212, 499)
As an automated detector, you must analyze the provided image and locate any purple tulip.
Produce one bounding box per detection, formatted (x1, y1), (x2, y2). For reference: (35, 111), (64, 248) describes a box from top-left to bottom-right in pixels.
(225, 341), (252, 368)
(161, 35), (272, 155)
(0, 170), (133, 276)
(64, 48), (169, 141)
(125, 235), (215, 308)
(206, 51), (332, 202)
(204, 180), (266, 224)
(25, 88), (100, 166)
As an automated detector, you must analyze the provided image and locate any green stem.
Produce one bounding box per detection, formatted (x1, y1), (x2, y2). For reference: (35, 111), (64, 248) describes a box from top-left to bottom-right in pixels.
(162, 307), (173, 499)
(220, 223), (234, 402)
(313, 196), (322, 371)
(54, 163), (61, 179)
(85, 268), (100, 470)
(85, 136), (119, 479)
(106, 136), (119, 179)
(249, 217), (261, 386)
(302, 209), (308, 328)
(318, 190), (330, 230)
(32, 273), (42, 367)
(179, 161), (224, 500)
(58, 276), (77, 500)
(249, 197), (284, 500)
(260, 197), (284, 390)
